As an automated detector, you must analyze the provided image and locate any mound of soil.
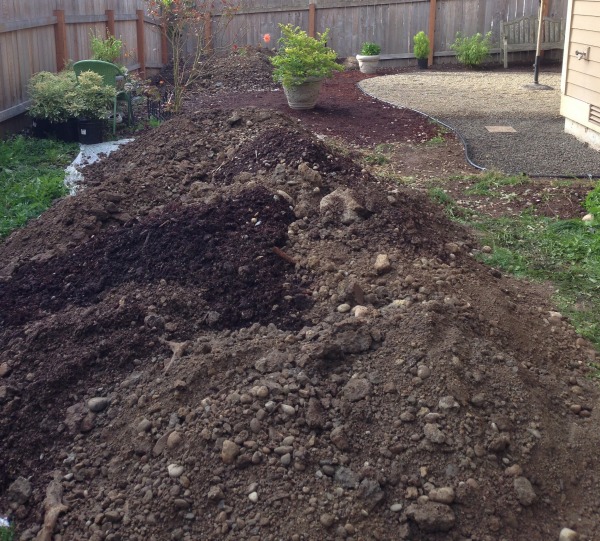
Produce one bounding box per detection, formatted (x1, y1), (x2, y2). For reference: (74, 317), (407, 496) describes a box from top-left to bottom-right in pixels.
(0, 52), (599, 541)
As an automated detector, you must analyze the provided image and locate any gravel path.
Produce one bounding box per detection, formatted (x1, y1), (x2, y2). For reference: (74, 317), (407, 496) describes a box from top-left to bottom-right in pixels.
(360, 70), (600, 177)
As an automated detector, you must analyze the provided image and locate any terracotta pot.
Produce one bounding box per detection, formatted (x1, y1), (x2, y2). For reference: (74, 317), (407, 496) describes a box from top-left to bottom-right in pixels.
(283, 78), (324, 110)
(356, 54), (380, 74)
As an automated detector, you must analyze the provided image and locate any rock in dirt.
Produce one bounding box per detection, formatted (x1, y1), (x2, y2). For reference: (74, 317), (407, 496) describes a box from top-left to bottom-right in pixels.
(514, 476), (537, 506)
(319, 188), (367, 225)
(8, 476), (32, 504)
(87, 396), (110, 413)
(559, 527), (579, 541)
(342, 377), (371, 402)
(406, 501), (456, 532)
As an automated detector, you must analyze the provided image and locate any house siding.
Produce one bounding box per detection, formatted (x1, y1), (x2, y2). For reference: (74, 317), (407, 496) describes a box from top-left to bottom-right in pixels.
(560, 0), (600, 148)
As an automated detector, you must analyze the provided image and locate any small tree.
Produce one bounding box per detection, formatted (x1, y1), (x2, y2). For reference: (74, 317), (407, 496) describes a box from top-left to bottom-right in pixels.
(146, 0), (240, 112)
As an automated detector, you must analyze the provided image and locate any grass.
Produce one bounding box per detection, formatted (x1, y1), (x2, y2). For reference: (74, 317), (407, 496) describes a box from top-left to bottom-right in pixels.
(0, 135), (79, 239)
(0, 520), (14, 541)
(427, 178), (600, 348)
(462, 170), (529, 196)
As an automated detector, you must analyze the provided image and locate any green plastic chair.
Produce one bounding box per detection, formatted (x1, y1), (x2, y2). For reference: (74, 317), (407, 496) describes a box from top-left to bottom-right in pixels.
(73, 60), (132, 134)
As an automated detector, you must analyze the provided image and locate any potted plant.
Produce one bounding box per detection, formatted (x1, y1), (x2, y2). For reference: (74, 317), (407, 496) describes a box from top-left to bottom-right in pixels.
(271, 23), (343, 110)
(413, 31), (430, 69)
(356, 42), (381, 74)
(27, 70), (79, 142)
(72, 70), (116, 144)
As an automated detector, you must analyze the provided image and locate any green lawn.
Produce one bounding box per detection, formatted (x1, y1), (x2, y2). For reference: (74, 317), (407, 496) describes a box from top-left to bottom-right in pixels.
(0, 136), (78, 239)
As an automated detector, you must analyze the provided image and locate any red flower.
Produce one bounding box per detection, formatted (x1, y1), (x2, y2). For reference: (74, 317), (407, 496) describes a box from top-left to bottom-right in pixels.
(263, 33), (271, 44)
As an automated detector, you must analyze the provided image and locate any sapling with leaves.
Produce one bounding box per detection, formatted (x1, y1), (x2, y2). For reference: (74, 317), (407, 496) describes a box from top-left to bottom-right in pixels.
(146, 0), (241, 112)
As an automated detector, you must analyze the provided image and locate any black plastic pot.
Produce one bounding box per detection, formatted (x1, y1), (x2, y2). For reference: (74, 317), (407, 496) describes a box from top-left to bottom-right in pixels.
(53, 119), (79, 142)
(417, 58), (429, 69)
(31, 118), (52, 138)
(78, 118), (105, 144)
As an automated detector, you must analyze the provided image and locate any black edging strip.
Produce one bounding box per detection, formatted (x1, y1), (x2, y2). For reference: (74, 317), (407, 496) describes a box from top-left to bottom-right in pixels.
(358, 82), (600, 180)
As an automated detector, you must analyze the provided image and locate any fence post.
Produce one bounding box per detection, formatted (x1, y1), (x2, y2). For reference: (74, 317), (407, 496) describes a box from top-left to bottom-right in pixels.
(308, 0), (316, 38)
(204, 12), (213, 53)
(106, 9), (115, 37)
(136, 9), (146, 75)
(161, 21), (169, 66)
(53, 9), (67, 71)
(428, 0), (436, 66)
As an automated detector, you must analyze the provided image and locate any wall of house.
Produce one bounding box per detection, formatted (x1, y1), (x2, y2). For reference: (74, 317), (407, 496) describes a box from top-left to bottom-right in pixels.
(560, 0), (600, 150)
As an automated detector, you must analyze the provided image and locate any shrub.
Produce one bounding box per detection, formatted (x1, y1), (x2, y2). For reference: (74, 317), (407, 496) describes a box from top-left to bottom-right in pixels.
(413, 31), (430, 60)
(271, 24), (343, 87)
(585, 182), (600, 218)
(450, 31), (492, 68)
(90, 32), (123, 64)
(147, 0), (240, 113)
(72, 71), (116, 120)
(27, 70), (78, 123)
(360, 42), (381, 56)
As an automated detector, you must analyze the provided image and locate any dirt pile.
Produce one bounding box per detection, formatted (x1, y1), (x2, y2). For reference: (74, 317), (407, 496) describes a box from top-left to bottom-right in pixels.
(1, 96), (599, 540)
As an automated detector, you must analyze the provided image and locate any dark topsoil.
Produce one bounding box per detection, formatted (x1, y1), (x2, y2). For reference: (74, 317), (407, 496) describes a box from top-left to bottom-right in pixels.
(0, 49), (598, 541)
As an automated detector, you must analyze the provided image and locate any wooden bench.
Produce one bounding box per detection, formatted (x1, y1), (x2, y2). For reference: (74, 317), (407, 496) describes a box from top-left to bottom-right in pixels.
(500, 16), (565, 68)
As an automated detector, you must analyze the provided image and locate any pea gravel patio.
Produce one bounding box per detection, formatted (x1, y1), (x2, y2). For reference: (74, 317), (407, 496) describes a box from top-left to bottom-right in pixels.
(359, 70), (600, 178)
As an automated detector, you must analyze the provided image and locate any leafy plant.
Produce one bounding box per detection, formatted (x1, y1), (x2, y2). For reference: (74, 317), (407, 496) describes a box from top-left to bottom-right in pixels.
(27, 70), (78, 123)
(271, 24), (344, 87)
(0, 136), (77, 238)
(90, 32), (123, 64)
(360, 42), (381, 56)
(585, 181), (600, 218)
(413, 31), (430, 60)
(72, 71), (116, 120)
(451, 31), (492, 68)
(0, 523), (14, 541)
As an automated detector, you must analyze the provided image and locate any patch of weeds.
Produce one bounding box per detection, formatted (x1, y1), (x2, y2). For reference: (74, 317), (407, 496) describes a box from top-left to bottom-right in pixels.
(148, 116), (162, 128)
(363, 143), (393, 165)
(427, 187), (472, 220)
(588, 362), (600, 381)
(424, 121), (449, 145)
(466, 171), (529, 196)
(0, 135), (78, 239)
(472, 212), (600, 347)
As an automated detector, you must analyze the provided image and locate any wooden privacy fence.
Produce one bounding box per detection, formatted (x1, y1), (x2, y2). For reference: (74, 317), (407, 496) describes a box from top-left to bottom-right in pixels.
(1, 0), (568, 129)
(0, 0), (164, 125)
(213, 0), (567, 63)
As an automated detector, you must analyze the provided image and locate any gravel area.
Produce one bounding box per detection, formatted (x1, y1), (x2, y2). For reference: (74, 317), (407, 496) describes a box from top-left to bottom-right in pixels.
(360, 70), (600, 177)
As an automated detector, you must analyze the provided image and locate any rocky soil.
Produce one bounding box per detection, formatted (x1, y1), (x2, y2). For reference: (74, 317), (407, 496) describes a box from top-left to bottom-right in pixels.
(0, 50), (599, 541)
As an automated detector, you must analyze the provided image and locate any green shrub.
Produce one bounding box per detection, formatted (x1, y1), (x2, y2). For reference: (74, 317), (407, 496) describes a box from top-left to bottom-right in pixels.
(90, 32), (123, 64)
(27, 70), (78, 123)
(271, 24), (343, 87)
(585, 182), (600, 218)
(450, 31), (492, 68)
(413, 31), (430, 60)
(360, 42), (381, 56)
(72, 71), (116, 120)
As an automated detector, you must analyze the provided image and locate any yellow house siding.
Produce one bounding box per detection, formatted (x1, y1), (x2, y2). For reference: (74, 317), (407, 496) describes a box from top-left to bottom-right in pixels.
(561, 0), (600, 140)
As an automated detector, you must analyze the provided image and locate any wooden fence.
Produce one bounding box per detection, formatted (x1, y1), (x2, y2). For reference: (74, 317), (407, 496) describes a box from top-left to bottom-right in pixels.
(216, 0), (567, 62)
(1, 0), (568, 133)
(0, 0), (164, 128)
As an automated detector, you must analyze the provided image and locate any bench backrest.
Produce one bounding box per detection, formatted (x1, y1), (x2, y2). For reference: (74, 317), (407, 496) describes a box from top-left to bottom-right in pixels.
(501, 16), (565, 45)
